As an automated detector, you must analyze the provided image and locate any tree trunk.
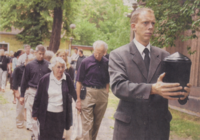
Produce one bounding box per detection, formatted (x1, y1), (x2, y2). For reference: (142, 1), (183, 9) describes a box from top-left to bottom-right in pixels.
(49, 1), (63, 53)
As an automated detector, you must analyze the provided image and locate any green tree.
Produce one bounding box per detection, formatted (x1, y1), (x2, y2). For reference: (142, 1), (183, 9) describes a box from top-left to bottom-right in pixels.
(73, 0), (200, 53)
(0, 0), (49, 48)
(145, 0), (200, 52)
(73, 20), (98, 46)
(0, 0), (79, 52)
(72, 0), (131, 51)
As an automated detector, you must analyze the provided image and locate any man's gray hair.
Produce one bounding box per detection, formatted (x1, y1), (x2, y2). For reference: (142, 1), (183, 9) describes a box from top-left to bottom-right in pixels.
(45, 50), (54, 58)
(24, 44), (31, 49)
(30, 49), (34, 53)
(93, 40), (108, 50)
(48, 57), (66, 71)
(35, 44), (46, 52)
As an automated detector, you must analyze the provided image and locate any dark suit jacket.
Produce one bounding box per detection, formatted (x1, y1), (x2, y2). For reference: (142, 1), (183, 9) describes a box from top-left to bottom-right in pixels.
(109, 41), (172, 140)
(32, 73), (77, 130)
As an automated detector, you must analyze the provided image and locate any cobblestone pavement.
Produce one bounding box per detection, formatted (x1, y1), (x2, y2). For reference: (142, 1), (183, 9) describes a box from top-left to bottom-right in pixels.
(0, 85), (192, 140)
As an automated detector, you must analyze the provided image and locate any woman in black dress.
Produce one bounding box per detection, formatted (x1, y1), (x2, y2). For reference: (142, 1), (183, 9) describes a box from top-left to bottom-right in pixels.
(32, 57), (77, 140)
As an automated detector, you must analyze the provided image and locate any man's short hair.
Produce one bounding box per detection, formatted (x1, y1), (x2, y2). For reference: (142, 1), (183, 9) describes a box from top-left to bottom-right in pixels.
(24, 44), (31, 49)
(79, 49), (83, 54)
(74, 47), (78, 51)
(35, 44), (46, 52)
(130, 7), (154, 24)
(93, 40), (108, 50)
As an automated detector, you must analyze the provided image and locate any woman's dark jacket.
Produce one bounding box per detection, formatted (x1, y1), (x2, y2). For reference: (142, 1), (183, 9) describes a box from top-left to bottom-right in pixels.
(32, 73), (77, 130)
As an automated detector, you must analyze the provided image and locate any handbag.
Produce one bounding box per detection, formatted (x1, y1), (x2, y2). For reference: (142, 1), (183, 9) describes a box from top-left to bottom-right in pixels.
(80, 86), (86, 100)
(71, 110), (83, 140)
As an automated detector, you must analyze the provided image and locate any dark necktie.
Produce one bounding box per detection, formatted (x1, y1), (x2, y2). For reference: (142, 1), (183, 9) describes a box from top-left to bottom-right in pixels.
(144, 48), (150, 73)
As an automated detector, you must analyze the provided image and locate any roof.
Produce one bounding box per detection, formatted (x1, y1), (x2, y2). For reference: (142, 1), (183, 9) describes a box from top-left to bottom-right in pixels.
(0, 27), (22, 35)
(72, 45), (93, 51)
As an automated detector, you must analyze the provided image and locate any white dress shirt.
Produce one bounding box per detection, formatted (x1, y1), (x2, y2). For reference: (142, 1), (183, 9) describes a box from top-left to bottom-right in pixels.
(133, 38), (151, 59)
(70, 53), (79, 69)
(47, 72), (66, 113)
(17, 53), (34, 65)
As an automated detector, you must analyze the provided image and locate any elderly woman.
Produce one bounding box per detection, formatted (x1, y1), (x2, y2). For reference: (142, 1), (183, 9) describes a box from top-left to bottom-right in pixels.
(56, 49), (74, 80)
(56, 49), (75, 140)
(32, 57), (77, 140)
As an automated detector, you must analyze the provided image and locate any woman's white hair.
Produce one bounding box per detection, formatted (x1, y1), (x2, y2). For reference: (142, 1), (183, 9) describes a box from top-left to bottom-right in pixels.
(93, 40), (108, 50)
(48, 57), (66, 71)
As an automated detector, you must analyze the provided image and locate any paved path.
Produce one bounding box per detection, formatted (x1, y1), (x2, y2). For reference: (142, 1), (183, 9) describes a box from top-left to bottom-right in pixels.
(0, 86), (115, 140)
(0, 88), (31, 140)
(0, 86), (192, 140)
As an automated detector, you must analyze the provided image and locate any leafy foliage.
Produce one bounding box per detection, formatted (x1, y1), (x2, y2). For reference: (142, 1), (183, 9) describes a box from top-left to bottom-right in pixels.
(0, 0), (50, 47)
(0, 0), (79, 48)
(72, 0), (131, 51)
(1, 0), (199, 52)
(72, 0), (200, 52)
(145, 0), (200, 49)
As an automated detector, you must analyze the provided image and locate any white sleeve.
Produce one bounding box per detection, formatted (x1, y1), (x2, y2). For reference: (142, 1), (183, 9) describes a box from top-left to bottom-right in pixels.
(17, 55), (23, 65)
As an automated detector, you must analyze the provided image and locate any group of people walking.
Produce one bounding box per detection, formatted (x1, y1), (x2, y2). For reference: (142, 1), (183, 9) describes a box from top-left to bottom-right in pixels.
(1, 7), (191, 140)
(3, 41), (109, 140)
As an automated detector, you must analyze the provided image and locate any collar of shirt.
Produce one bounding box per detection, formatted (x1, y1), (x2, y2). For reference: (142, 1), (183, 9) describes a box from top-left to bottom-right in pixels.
(133, 38), (151, 59)
(92, 54), (103, 63)
(50, 71), (66, 85)
(35, 59), (44, 64)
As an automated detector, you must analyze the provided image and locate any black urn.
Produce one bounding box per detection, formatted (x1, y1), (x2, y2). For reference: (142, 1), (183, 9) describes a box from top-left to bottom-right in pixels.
(162, 52), (192, 98)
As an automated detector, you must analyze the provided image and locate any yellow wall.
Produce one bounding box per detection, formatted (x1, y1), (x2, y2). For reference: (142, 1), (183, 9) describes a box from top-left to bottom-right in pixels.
(0, 34), (93, 56)
(0, 34), (24, 51)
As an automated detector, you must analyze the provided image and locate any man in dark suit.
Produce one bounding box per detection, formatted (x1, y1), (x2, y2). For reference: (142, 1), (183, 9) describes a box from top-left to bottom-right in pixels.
(109, 8), (191, 140)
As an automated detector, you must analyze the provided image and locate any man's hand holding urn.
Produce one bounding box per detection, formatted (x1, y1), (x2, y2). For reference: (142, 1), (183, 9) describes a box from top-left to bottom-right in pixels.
(151, 73), (191, 100)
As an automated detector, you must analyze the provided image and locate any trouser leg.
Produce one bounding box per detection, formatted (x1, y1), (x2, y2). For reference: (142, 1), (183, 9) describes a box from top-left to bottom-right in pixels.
(81, 88), (96, 140)
(16, 98), (25, 127)
(91, 88), (108, 140)
(25, 88), (37, 130)
(26, 107), (32, 129)
(1, 71), (7, 89)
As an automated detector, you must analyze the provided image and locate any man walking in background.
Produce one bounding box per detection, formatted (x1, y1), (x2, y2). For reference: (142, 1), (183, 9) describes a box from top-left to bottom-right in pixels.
(70, 47), (79, 88)
(17, 44), (33, 66)
(70, 47), (79, 70)
(75, 49), (86, 76)
(19, 45), (50, 131)
(0, 49), (10, 92)
(76, 40), (110, 140)
(75, 49), (86, 89)
(12, 56), (34, 129)
(109, 8), (191, 140)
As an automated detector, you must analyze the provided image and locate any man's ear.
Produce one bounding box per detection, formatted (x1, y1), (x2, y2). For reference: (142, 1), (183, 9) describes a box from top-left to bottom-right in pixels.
(131, 23), (136, 32)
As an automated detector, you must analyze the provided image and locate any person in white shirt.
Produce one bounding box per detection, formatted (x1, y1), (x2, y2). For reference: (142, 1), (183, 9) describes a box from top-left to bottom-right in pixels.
(17, 44), (34, 66)
(70, 47), (79, 70)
